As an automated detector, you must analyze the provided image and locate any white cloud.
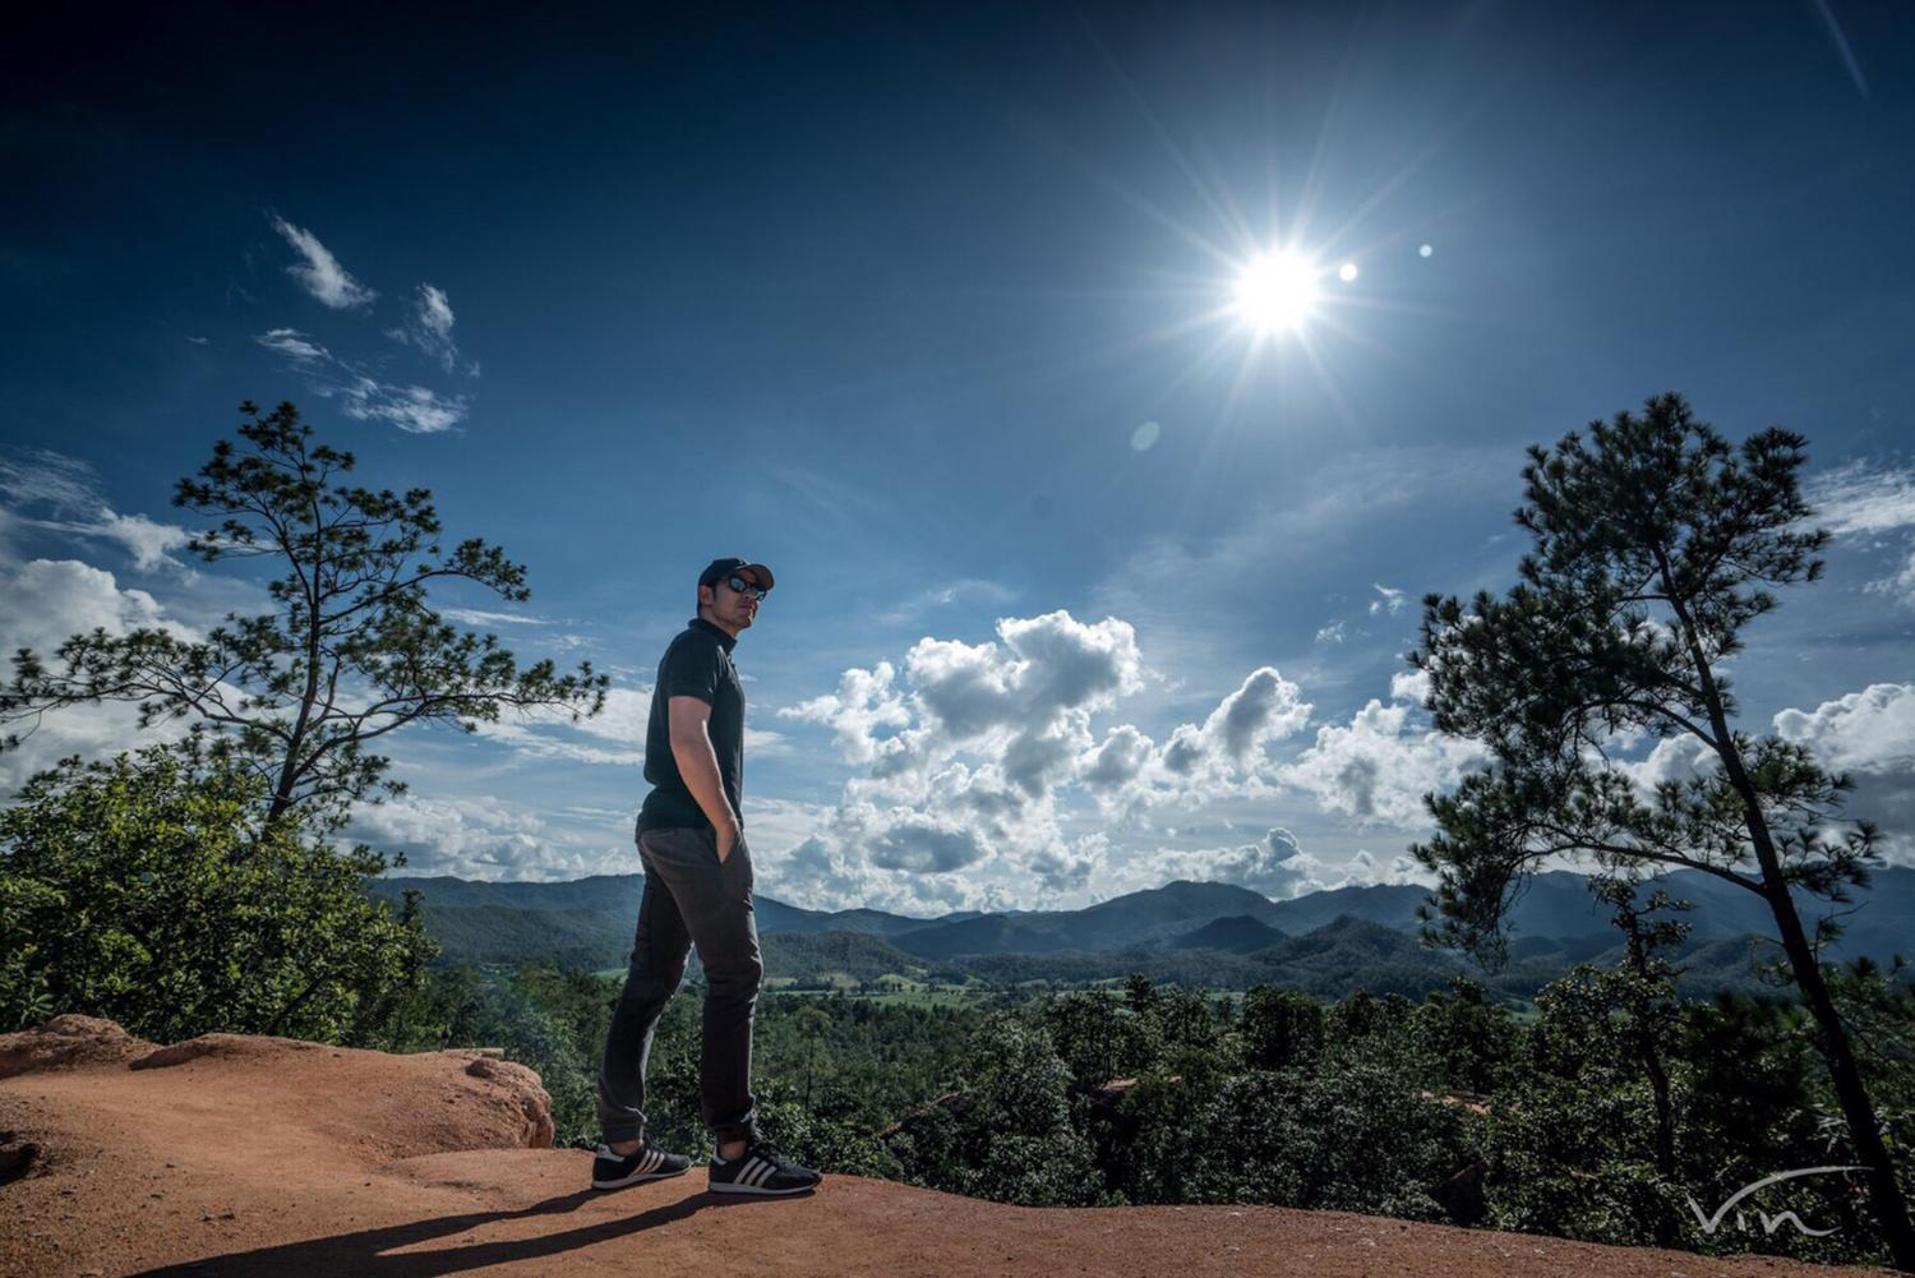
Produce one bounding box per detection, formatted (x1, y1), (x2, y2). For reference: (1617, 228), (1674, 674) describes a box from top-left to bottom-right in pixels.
(269, 215), (378, 310)
(1315, 620), (1346, 644)
(1279, 698), (1486, 828)
(1079, 722), (1153, 791)
(335, 378), (468, 435)
(475, 685), (652, 767)
(779, 660), (911, 764)
(1101, 828), (1435, 903)
(1807, 460), (1915, 606)
(254, 327), (328, 362)
(0, 558), (199, 794)
(387, 283), (473, 375)
(440, 607), (552, 627)
(0, 448), (193, 572)
(1774, 684), (1915, 775)
(346, 791), (587, 880)
(255, 334), (472, 435)
(1369, 583), (1407, 616)
(1808, 461), (1915, 536)
(1865, 549), (1915, 608)
(1389, 668), (1431, 706)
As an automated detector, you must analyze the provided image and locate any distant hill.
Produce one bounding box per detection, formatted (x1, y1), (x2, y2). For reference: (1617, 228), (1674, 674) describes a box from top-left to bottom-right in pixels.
(888, 880), (1287, 959)
(365, 865), (1915, 995)
(1174, 914), (1284, 953)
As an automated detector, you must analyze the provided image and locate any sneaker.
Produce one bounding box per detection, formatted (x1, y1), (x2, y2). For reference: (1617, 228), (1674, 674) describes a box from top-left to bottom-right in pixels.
(592, 1140), (692, 1190)
(707, 1138), (823, 1196)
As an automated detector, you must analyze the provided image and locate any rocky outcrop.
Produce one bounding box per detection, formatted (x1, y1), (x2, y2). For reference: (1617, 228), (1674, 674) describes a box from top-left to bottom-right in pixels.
(0, 1013), (154, 1079)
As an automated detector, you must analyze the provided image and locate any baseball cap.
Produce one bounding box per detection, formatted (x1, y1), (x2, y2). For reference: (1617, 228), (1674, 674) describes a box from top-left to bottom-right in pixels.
(698, 557), (775, 592)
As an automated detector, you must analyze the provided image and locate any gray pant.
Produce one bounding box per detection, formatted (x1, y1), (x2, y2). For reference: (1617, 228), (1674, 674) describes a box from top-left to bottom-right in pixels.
(597, 825), (762, 1146)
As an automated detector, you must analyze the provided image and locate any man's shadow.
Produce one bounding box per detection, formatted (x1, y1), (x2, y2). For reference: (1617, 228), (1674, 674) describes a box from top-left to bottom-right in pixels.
(137, 1184), (814, 1276)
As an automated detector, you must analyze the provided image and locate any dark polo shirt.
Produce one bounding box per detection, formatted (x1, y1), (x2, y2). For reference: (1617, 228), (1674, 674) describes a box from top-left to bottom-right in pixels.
(637, 617), (746, 835)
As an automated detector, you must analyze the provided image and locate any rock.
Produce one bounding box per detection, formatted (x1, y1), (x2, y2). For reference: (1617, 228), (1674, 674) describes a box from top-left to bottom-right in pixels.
(0, 1016), (153, 1080)
(462, 1056), (555, 1148)
(132, 1033), (321, 1071)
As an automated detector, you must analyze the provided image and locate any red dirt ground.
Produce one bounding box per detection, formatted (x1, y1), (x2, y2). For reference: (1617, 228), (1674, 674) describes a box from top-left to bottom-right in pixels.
(0, 1015), (1896, 1277)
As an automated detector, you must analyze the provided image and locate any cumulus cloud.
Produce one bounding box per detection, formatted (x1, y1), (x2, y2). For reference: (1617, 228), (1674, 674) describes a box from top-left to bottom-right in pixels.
(269, 214), (378, 310)
(1389, 668), (1431, 707)
(1079, 723), (1153, 791)
(1315, 620), (1346, 644)
(1279, 698), (1486, 828)
(1097, 667), (1312, 810)
(387, 283), (474, 375)
(1774, 683), (1915, 775)
(1103, 827), (1434, 904)
(0, 557), (199, 794)
(779, 661), (911, 764)
(767, 611), (1157, 909)
(341, 790), (627, 880)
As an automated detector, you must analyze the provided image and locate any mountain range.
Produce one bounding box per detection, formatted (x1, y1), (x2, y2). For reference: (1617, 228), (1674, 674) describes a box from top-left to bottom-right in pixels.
(363, 865), (1915, 998)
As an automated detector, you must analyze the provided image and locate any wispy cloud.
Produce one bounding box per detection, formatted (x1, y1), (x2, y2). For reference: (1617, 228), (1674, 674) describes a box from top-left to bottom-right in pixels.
(255, 329), (470, 435)
(1368, 582), (1406, 615)
(387, 283), (475, 375)
(269, 214), (378, 310)
(254, 327), (329, 362)
(440, 607), (552, 627)
(1809, 460), (1915, 536)
(334, 378), (468, 435)
(874, 578), (1019, 626)
(0, 448), (193, 571)
(1808, 459), (1915, 605)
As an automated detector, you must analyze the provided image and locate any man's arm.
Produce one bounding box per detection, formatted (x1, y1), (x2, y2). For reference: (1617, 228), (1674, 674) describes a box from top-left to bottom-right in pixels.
(668, 694), (740, 860)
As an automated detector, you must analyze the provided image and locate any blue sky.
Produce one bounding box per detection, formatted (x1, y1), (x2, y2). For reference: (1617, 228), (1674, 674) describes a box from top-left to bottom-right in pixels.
(3, 1), (1913, 914)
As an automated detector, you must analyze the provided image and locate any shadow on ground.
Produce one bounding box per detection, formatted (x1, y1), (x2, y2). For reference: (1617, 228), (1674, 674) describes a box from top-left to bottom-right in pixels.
(138, 1187), (813, 1276)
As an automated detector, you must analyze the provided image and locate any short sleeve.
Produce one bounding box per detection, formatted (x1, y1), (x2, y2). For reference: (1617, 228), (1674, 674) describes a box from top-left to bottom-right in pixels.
(662, 635), (721, 704)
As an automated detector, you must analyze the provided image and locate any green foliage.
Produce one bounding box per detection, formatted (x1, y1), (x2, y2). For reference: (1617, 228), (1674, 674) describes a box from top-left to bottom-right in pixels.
(0, 400), (607, 831)
(0, 745), (436, 1043)
(1240, 987), (1327, 1071)
(1412, 977), (1523, 1094)
(883, 1012), (1114, 1206)
(1184, 1064), (1474, 1219)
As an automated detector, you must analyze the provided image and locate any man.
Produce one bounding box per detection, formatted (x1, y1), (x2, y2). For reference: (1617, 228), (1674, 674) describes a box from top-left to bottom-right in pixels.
(591, 557), (824, 1196)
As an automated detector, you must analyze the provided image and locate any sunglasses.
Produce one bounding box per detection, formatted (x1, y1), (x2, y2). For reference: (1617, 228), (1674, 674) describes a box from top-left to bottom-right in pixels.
(722, 574), (769, 601)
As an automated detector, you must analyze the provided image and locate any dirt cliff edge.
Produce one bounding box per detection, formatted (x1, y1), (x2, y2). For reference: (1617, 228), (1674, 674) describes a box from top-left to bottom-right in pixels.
(0, 1018), (1892, 1277)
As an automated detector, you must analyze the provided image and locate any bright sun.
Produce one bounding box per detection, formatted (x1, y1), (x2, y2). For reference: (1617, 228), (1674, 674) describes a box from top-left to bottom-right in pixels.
(1235, 251), (1320, 334)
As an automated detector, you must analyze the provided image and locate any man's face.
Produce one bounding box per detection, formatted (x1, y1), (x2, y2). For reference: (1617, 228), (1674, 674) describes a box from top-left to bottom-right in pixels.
(706, 570), (764, 631)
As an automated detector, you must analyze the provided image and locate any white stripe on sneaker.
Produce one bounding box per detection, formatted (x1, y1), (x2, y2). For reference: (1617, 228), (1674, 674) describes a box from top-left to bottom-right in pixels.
(641, 1148), (660, 1174)
(750, 1158), (777, 1187)
(739, 1157), (765, 1187)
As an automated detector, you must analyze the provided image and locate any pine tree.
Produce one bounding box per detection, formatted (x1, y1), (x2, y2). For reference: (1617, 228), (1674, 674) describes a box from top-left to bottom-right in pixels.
(1407, 393), (1912, 1269)
(0, 400), (607, 833)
